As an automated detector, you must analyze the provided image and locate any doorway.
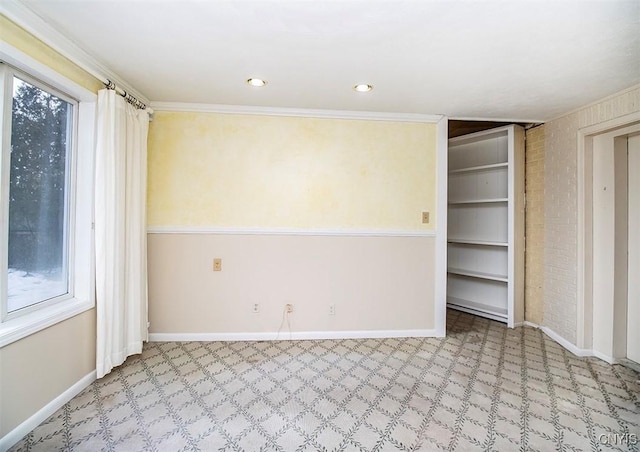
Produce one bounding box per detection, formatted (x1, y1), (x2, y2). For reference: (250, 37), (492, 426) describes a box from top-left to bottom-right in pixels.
(578, 113), (640, 364)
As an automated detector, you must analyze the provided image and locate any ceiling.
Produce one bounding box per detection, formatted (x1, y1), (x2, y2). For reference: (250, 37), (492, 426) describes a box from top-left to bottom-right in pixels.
(16, 0), (640, 121)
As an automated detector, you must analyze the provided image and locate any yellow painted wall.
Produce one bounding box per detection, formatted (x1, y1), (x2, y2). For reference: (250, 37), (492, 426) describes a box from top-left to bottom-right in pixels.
(0, 15), (103, 93)
(1, 16), (100, 439)
(148, 112), (437, 230)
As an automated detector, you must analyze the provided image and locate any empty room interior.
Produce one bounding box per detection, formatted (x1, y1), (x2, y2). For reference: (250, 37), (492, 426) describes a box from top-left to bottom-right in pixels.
(0, 0), (639, 450)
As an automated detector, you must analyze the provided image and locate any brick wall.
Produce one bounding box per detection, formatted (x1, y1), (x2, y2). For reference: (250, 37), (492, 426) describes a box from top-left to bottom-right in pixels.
(525, 125), (545, 324)
(543, 86), (639, 344)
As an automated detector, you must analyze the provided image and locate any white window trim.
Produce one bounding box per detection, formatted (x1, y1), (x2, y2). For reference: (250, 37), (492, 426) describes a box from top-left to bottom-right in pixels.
(0, 66), (78, 322)
(0, 41), (96, 348)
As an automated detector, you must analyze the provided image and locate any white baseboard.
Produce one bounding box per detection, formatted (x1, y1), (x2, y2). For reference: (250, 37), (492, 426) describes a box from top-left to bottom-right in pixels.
(522, 321), (596, 359)
(0, 370), (96, 452)
(526, 323), (620, 365)
(590, 350), (619, 365)
(539, 325), (592, 357)
(149, 328), (439, 342)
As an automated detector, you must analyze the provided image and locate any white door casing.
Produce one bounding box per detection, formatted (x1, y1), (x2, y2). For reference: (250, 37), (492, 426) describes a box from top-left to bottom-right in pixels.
(627, 133), (640, 364)
(577, 113), (640, 363)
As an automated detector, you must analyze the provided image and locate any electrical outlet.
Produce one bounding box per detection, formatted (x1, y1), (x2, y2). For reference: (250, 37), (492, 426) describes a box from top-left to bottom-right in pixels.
(286, 303), (293, 313)
(252, 303), (259, 313)
(422, 211), (430, 224)
(329, 304), (336, 315)
(213, 258), (222, 271)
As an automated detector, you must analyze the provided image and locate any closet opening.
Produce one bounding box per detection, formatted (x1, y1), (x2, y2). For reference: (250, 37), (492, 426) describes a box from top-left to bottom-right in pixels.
(447, 120), (530, 328)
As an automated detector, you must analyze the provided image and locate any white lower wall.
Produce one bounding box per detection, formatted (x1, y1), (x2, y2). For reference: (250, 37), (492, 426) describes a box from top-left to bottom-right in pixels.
(0, 309), (96, 440)
(147, 233), (438, 336)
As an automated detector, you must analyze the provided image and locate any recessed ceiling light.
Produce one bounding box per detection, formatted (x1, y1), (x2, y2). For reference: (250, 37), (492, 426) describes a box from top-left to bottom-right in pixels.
(247, 78), (267, 87)
(354, 84), (373, 92)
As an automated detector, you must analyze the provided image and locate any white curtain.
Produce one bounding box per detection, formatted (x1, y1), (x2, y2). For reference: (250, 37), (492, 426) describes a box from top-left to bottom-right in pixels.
(95, 89), (149, 379)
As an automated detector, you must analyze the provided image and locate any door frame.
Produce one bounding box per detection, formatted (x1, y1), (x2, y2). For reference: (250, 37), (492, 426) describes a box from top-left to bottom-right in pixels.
(577, 111), (640, 363)
(626, 134), (640, 364)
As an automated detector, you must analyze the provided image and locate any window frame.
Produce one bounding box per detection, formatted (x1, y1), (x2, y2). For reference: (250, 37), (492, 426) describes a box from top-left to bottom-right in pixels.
(1, 66), (78, 321)
(0, 42), (96, 347)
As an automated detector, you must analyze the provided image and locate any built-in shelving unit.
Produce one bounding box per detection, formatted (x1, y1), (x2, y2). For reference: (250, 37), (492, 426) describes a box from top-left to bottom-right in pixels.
(447, 125), (524, 327)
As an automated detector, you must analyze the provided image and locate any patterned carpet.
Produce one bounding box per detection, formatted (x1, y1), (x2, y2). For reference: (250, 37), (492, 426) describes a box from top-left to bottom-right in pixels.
(10, 311), (640, 451)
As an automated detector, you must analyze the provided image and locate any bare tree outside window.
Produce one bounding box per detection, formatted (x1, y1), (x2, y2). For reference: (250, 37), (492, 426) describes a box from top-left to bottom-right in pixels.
(7, 77), (72, 312)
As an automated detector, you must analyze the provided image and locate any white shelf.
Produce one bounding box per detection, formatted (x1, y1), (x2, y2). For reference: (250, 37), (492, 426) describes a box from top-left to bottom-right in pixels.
(447, 297), (508, 322)
(448, 198), (508, 205)
(447, 267), (508, 282)
(448, 162), (508, 174)
(447, 124), (524, 328)
(447, 238), (508, 247)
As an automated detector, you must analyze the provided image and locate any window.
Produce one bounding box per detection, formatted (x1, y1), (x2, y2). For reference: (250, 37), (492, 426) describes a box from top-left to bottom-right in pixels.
(0, 50), (96, 346)
(5, 73), (75, 317)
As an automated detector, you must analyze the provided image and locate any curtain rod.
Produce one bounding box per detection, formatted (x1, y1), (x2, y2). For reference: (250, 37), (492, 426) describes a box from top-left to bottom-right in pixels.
(104, 79), (150, 112)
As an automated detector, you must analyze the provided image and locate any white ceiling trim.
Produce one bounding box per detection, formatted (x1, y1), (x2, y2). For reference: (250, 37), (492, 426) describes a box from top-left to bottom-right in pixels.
(0, 0), (150, 104)
(150, 102), (443, 123)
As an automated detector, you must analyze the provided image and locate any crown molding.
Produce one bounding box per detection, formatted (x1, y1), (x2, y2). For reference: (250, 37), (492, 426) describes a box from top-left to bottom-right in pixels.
(0, 0), (150, 104)
(150, 101), (444, 123)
